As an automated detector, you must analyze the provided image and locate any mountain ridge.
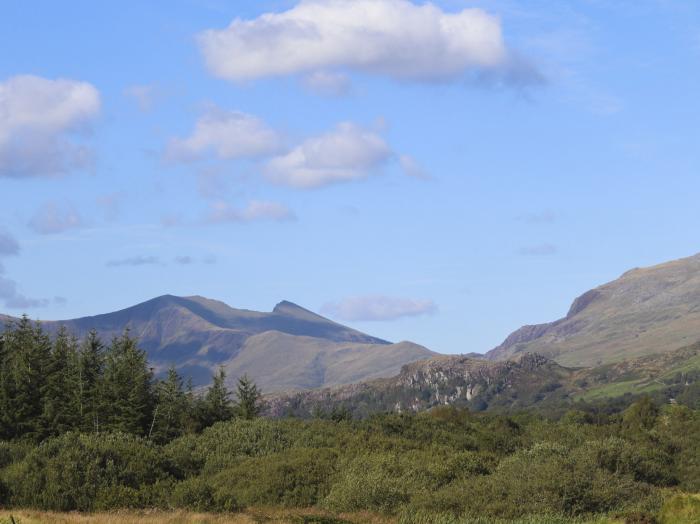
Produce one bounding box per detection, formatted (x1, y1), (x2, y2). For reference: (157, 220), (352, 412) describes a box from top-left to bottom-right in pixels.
(0, 295), (433, 392)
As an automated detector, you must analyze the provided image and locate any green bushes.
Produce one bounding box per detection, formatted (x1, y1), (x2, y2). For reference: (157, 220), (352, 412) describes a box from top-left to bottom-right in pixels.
(212, 447), (337, 508)
(0, 404), (696, 520)
(2, 432), (170, 511)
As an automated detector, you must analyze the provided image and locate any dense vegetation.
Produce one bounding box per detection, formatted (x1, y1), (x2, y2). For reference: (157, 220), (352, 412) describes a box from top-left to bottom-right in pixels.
(0, 317), (259, 443)
(1, 318), (699, 523)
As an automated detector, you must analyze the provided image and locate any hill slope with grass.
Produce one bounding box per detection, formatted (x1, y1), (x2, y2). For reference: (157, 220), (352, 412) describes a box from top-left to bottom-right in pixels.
(486, 252), (700, 367)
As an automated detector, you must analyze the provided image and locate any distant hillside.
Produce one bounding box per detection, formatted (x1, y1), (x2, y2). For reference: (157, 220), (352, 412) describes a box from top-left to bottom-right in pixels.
(268, 342), (700, 417)
(0, 295), (435, 392)
(487, 252), (700, 366)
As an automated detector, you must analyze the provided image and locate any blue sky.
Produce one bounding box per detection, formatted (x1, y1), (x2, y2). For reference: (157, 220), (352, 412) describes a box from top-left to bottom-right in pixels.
(0, 0), (699, 354)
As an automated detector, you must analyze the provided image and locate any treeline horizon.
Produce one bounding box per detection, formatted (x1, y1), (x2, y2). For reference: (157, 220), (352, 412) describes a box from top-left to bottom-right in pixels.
(0, 316), (262, 443)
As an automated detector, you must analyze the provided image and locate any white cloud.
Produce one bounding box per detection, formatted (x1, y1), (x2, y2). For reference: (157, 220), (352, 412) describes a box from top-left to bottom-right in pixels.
(207, 200), (296, 223)
(265, 122), (391, 188)
(28, 202), (84, 235)
(302, 71), (352, 96)
(322, 294), (437, 321)
(165, 107), (282, 162)
(0, 75), (100, 177)
(198, 0), (524, 84)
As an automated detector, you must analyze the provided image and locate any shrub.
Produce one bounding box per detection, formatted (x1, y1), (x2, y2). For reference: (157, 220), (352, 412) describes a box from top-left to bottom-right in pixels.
(212, 447), (337, 508)
(2, 432), (171, 511)
(170, 477), (216, 511)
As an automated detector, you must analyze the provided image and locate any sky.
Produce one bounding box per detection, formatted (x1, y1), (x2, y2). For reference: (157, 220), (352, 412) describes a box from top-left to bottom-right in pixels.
(0, 0), (699, 355)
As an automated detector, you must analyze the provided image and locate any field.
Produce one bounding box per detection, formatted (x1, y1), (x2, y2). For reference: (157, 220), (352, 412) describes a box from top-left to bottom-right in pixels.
(0, 508), (391, 524)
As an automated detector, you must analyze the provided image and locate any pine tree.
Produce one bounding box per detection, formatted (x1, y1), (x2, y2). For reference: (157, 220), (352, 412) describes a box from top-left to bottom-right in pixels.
(40, 326), (80, 436)
(234, 373), (262, 420)
(77, 330), (104, 433)
(150, 366), (190, 443)
(100, 330), (155, 435)
(1, 317), (52, 439)
(0, 321), (14, 439)
(201, 367), (234, 427)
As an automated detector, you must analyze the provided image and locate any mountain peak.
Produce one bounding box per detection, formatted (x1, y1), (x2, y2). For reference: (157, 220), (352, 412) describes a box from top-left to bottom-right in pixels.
(272, 300), (322, 319)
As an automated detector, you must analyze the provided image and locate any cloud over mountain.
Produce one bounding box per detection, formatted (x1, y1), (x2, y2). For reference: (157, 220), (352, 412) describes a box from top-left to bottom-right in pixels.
(0, 75), (100, 177)
(322, 295), (437, 321)
(198, 0), (520, 84)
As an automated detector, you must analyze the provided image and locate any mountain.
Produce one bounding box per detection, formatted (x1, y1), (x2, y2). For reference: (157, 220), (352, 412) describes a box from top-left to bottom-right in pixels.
(1, 295), (435, 392)
(486, 252), (700, 367)
(268, 342), (700, 418)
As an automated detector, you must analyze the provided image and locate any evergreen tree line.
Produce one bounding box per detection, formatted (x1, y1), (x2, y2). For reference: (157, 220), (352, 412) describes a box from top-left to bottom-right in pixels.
(0, 316), (262, 443)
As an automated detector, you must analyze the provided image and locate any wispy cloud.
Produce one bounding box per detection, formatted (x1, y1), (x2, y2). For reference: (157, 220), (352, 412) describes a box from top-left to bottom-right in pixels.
(321, 295), (437, 321)
(124, 84), (158, 112)
(516, 211), (557, 224)
(0, 229), (20, 256)
(96, 192), (124, 221)
(206, 200), (296, 224)
(106, 256), (161, 267)
(28, 201), (84, 235)
(0, 230), (48, 309)
(399, 154), (430, 180)
(517, 243), (558, 256)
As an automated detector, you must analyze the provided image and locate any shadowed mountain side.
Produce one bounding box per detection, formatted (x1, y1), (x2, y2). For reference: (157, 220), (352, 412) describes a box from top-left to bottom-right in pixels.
(223, 331), (435, 391)
(486, 252), (700, 367)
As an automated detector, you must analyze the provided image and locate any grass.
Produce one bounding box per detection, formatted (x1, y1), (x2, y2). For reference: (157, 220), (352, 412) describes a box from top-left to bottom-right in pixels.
(575, 350), (700, 401)
(658, 493), (700, 524)
(0, 509), (394, 524)
(576, 378), (664, 401)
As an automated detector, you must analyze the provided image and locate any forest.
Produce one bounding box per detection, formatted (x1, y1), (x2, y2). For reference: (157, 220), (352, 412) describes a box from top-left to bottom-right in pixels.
(0, 318), (699, 523)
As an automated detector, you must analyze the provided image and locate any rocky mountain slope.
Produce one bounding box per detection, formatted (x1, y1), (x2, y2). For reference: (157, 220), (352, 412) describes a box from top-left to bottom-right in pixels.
(268, 342), (700, 418)
(487, 252), (700, 367)
(0, 295), (435, 392)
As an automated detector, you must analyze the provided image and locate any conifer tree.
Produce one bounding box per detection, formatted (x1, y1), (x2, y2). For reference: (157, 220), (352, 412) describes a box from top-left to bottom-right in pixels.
(100, 330), (155, 435)
(201, 367), (234, 427)
(1, 317), (52, 439)
(151, 366), (190, 442)
(234, 373), (262, 420)
(40, 326), (80, 436)
(77, 330), (104, 433)
(0, 322), (14, 439)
